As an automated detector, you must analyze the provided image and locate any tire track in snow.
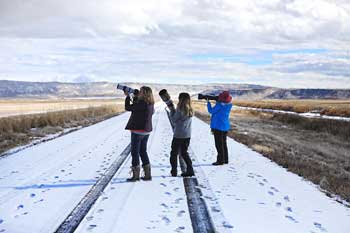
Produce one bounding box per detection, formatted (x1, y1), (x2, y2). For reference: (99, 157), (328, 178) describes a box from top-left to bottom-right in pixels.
(54, 144), (132, 233)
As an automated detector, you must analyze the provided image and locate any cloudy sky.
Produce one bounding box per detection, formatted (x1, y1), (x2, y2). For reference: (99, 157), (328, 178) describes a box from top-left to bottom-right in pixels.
(0, 0), (349, 88)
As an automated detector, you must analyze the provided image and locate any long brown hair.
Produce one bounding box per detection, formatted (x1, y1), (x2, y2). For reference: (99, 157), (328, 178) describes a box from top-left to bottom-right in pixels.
(139, 86), (155, 105)
(177, 92), (193, 117)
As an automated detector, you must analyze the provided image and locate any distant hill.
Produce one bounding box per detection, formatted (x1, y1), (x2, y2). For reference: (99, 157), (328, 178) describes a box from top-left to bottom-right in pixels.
(0, 80), (349, 100)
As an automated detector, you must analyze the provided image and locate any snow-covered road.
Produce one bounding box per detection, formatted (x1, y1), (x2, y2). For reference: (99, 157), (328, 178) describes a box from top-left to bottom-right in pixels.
(0, 112), (131, 232)
(1, 103), (349, 233)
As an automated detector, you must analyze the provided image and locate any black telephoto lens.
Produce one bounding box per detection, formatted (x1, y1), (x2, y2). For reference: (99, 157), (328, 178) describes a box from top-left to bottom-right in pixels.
(198, 93), (218, 101)
(159, 89), (175, 112)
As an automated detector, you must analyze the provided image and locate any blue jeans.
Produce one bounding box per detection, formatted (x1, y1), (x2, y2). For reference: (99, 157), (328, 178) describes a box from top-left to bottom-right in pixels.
(131, 133), (150, 167)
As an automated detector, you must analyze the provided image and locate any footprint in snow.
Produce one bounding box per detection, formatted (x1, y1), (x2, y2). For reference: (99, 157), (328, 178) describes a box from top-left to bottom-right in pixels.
(177, 210), (186, 217)
(276, 202), (282, 207)
(175, 198), (183, 204)
(0, 229), (5, 233)
(17, 204), (24, 210)
(175, 226), (185, 232)
(285, 215), (298, 223)
(263, 178), (268, 183)
(160, 203), (169, 208)
(97, 209), (104, 213)
(285, 207), (293, 212)
(223, 221), (234, 229)
(284, 196), (290, 202)
(161, 216), (171, 225)
(268, 191), (274, 196)
(0, 219), (3, 224)
(211, 206), (221, 212)
(86, 216), (94, 221)
(271, 187), (279, 192)
(259, 182), (265, 186)
(30, 193), (36, 198)
(314, 222), (327, 232)
(160, 183), (167, 187)
(87, 224), (97, 231)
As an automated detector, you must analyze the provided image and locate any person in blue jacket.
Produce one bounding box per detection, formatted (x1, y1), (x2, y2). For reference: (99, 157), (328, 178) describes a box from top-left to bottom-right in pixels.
(207, 91), (233, 165)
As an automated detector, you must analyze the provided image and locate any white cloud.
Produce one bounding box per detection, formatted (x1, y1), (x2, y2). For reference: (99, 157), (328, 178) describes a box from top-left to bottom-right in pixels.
(0, 0), (349, 88)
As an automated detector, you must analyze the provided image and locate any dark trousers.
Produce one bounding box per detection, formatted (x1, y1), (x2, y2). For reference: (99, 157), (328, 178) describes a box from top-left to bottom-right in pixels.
(131, 133), (150, 167)
(212, 129), (228, 163)
(170, 138), (193, 173)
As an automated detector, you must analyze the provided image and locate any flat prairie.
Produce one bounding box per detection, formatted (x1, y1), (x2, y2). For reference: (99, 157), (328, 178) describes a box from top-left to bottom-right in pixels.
(0, 98), (123, 118)
(0, 98), (125, 155)
(232, 99), (350, 117)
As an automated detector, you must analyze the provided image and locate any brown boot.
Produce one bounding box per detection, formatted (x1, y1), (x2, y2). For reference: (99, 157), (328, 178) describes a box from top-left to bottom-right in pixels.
(141, 164), (152, 181)
(126, 166), (140, 182)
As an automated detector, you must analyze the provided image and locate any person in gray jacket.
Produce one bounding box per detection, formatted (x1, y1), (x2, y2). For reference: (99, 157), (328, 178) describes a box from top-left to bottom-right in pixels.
(169, 92), (194, 177)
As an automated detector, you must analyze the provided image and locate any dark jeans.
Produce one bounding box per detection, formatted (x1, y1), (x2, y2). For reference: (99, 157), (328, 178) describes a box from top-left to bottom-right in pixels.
(212, 129), (228, 163)
(131, 132), (150, 167)
(170, 137), (193, 173)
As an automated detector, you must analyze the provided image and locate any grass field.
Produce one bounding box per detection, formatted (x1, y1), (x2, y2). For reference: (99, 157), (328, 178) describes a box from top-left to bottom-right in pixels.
(193, 100), (350, 202)
(0, 98), (123, 118)
(232, 99), (350, 117)
(0, 98), (125, 155)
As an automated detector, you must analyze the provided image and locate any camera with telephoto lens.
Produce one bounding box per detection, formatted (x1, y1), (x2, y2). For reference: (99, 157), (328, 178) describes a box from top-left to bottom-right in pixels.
(117, 84), (139, 95)
(198, 93), (219, 101)
(159, 89), (175, 112)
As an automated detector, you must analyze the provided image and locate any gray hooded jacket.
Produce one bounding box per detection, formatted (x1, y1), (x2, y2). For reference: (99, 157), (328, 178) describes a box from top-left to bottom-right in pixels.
(170, 110), (192, 138)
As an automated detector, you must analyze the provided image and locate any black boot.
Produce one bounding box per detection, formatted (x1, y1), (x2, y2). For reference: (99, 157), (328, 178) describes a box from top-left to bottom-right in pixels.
(171, 169), (177, 177)
(181, 166), (194, 177)
(126, 166), (140, 182)
(141, 164), (152, 181)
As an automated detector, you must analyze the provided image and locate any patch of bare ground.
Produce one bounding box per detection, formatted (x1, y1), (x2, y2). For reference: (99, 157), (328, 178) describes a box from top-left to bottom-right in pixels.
(0, 105), (124, 155)
(193, 101), (350, 202)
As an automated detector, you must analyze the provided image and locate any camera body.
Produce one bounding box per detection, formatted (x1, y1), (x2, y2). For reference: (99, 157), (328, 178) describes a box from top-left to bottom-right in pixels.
(117, 84), (139, 95)
(159, 89), (175, 112)
(198, 93), (219, 101)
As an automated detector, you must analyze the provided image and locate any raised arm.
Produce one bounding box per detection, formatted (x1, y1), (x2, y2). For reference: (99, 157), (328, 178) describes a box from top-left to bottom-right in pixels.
(207, 101), (221, 114)
(125, 96), (146, 112)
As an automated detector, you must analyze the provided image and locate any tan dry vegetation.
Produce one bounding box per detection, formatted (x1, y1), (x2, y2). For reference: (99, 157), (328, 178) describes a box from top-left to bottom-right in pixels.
(0, 104), (124, 155)
(233, 99), (350, 117)
(193, 101), (350, 202)
(0, 98), (123, 118)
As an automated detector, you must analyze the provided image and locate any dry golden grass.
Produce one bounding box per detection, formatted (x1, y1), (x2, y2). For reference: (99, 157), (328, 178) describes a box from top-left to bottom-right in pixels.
(233, 99), (350, 117)
(252, 144), (274, 154)
(0, 104), (125, 154)
(0, 98), (123, 118)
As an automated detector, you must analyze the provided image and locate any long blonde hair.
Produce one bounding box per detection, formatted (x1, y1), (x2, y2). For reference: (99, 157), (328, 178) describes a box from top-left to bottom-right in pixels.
(139, 86), (155, 105)
(177, 92), (193, 117)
